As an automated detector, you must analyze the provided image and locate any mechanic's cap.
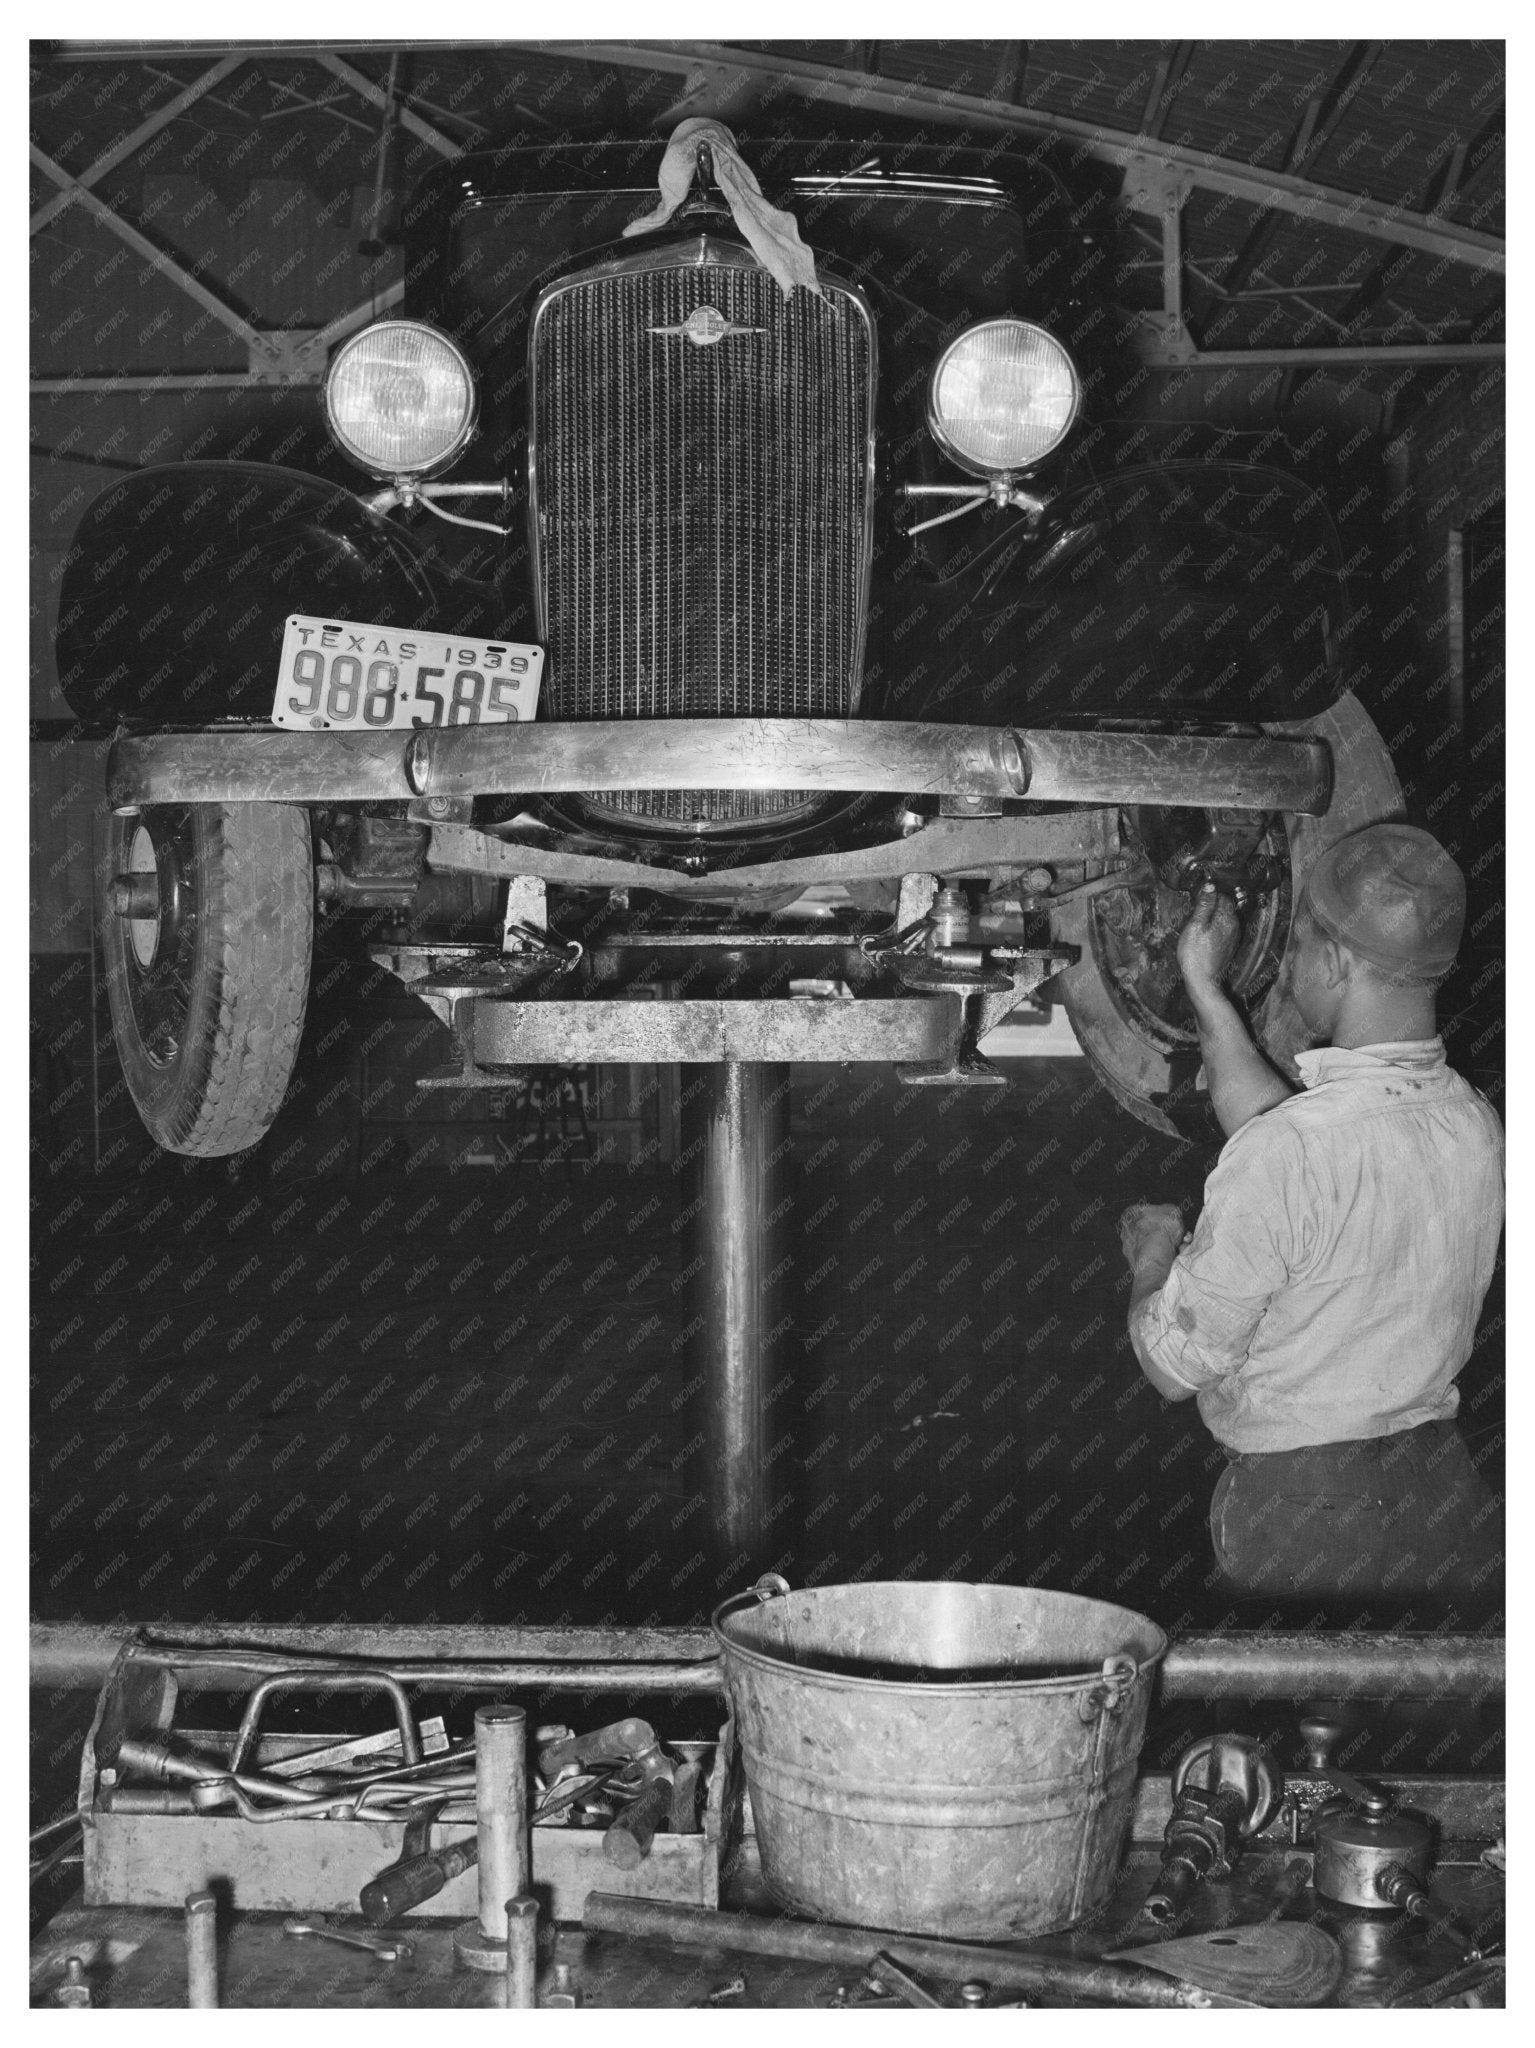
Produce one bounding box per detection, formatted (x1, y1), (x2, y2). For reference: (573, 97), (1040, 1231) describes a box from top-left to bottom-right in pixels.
(1302, 823), (1466, 979)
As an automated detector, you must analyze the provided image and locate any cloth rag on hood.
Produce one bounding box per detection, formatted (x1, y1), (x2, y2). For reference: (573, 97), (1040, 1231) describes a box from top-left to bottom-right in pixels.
(623, 118), (822, 300)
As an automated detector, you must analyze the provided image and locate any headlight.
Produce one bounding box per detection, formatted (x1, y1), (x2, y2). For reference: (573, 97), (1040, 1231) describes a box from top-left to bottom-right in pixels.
(927, 319), (1080, 476)
(323, 321), (477, 479)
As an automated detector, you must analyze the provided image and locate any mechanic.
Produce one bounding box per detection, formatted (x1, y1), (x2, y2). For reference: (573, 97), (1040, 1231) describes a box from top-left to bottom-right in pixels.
(1118, 823), (1503, 1615)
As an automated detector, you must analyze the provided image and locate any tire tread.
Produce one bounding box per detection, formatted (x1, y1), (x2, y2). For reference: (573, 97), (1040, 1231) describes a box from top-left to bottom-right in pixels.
(103, 802), (312, 1159)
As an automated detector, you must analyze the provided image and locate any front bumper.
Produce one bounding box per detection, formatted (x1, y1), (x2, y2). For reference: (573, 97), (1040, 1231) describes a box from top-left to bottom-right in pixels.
(106, 718), (1333, 816)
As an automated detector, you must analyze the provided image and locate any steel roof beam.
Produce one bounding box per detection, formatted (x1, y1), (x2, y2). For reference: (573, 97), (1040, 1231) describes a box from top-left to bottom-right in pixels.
(1141, 341), (1503, 370)
(1140, 40), (1195, 141)
(535, 39), (1502, 274)
(1333, 141), (1478, 340)
(305, 278), (406, 353)
(1405, 101), (1503, 242)
(1128, 218), (1350, 347)
(30, 144), (269, 358)
(315, 51), (463, 158)
(261, 76), (376, 134)
(1283, 111), (1502, 413)
(1460, 101), (1505, 205)
(1220, 41), (1385, 298)
(31, 374), (298, 393)
(29, 279), (405, 392)
(49, 43), (525, 56)
(39, 40), (1505, 271)
(29, 52), (246, 235)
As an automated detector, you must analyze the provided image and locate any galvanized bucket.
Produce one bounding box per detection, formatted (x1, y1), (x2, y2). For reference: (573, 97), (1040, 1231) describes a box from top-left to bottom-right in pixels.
(712, 1576), (1167, 1939)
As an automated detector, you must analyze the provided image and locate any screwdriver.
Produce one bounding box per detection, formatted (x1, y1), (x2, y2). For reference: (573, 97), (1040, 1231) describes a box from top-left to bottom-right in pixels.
(360, 1837), (478, 1925)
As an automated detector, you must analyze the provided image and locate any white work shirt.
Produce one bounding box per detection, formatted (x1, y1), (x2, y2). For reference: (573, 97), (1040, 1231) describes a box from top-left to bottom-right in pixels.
(1136, 1039), (1504, 1453)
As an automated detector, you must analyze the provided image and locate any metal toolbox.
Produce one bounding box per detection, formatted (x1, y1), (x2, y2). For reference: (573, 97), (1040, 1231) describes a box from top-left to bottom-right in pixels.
(79, 1642), (742, 1920)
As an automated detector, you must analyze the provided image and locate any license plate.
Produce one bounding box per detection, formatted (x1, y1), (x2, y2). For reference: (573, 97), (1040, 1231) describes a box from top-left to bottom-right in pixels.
(272, 615), (544, 731)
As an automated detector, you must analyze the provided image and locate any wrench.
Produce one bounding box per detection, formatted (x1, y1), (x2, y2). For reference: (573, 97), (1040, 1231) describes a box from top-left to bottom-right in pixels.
(282, 1917), (412, 1963)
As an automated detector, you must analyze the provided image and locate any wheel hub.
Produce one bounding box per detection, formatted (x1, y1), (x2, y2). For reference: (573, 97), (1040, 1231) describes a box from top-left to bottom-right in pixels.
(1089, 808), (1291, 1054)
(116, 809), (197, 1067)
(124, 825), (163, 967)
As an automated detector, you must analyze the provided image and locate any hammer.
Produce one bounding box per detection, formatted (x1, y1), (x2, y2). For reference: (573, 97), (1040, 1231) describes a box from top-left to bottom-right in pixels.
(602, 1738), (679, 1871)
(534, 1716), (682, 1870)
(538, 1716), (658, 1780)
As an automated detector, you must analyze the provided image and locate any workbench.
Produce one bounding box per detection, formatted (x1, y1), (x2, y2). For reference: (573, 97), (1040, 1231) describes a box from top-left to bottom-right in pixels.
(30, 1831), (1504, 2009)
(30, 1620), (1506, 2010)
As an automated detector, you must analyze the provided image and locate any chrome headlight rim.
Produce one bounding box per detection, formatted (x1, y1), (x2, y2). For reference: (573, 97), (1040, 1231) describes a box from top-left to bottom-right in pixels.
(926, 317), (1081, 480)
(323, 319), (479, 482)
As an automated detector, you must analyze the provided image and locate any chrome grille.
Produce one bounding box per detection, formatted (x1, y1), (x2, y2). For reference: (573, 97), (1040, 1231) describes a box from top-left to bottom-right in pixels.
(531, 250), (874, 827)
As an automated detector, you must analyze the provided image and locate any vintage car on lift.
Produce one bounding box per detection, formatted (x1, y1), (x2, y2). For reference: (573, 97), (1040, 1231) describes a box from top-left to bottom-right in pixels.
(58, 126), (1402, 1157)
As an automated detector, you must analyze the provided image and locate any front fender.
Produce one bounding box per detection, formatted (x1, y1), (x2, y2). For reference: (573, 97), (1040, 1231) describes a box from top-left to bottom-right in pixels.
(886, 459), (1354, 731)
(56, 462), (507, 725)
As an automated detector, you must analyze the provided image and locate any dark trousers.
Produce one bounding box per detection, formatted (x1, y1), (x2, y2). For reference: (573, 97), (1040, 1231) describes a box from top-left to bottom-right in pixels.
(1209, 1421), (1502, 1621)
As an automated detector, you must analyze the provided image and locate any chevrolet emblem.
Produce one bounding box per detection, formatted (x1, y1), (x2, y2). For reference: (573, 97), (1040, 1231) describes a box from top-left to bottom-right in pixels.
(648, 305), (766, 347)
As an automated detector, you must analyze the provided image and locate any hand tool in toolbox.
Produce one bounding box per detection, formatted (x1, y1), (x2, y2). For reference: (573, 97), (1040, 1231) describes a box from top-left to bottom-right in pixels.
(536, 1715), (697, 1867)
(228, 1671), (425, 1773)
(97, 1671), (458, 1819)
(100, 1710), (478, 1822)
(79, 1640), (739, 1924)
(360, 1801), (474, 1925)
(264, 1715), (451, 1778)
(532, 1765), (621, 1825)
(1142, 1732), (1282, 1925)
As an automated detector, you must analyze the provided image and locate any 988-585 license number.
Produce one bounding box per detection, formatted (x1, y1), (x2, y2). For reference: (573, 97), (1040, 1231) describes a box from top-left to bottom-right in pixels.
(271, 615), (545, 731)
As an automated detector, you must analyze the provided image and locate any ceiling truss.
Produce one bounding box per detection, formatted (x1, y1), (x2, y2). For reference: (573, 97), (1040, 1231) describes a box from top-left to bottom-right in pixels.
(30, 54), (422, 392)
(520, 41), (1504, 274)
(31, 40), (1504, 395)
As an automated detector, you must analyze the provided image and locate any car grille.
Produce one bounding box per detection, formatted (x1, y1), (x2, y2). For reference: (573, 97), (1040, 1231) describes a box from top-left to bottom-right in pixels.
(531, 248), (874, 828)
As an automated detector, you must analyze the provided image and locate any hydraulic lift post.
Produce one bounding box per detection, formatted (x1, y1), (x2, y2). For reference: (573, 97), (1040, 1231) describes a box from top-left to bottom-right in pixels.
(683, 1061), (791, 1575)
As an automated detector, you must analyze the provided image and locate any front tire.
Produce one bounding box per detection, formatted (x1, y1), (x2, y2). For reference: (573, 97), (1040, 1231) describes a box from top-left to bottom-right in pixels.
(100, 801), (313, 1157)
(1053, 694), (1405, 1138)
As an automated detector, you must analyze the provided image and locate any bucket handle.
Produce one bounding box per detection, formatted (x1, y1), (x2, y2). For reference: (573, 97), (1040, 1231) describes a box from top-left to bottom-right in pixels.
(1076, 1652), (1139, 1723)
(715, 1572), (791, 1623)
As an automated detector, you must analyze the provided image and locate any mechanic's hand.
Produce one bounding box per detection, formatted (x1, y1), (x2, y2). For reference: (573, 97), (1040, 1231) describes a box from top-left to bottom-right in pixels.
(1177, 882), (1242, 998)
(1119, 1202), (1187, 1275)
